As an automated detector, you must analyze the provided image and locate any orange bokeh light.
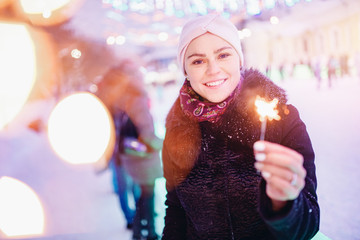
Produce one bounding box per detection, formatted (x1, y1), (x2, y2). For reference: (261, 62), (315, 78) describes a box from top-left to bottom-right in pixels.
(0, 21), (58, 130)
(13, 0), (85, 26)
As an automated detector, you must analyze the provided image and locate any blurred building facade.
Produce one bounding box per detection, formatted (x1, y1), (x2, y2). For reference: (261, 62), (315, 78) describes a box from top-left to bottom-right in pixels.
(241, 0), (360, 78)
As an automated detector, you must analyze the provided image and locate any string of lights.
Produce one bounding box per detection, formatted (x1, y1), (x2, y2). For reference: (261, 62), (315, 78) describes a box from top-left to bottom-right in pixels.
(102, 0), (313, 18)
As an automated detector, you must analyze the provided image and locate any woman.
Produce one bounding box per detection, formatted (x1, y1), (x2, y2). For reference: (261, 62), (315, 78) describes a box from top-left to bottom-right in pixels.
(161, 14), (319, 239)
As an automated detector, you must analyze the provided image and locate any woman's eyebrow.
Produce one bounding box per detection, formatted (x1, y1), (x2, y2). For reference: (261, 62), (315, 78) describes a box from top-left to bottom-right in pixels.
(187, 53), (205, 59)
(214, 46), (232, 54)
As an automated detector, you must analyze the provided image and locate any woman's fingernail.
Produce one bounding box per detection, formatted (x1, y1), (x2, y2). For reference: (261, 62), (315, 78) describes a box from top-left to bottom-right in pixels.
(254, 141), (265, 151)
(255, 153), (266, 162)
(262, 171), (271, 179)
(254, 162), (263, 169)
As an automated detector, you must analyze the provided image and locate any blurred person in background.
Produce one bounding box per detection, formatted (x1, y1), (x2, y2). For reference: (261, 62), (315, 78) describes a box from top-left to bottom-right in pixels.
(312, 59), (322, 90)
(327, 55), (338, 88)
(339, 54), (349, 78)
(97, 61), (163, 240)
(161, 14), (319, 239)
(108, 108), (141, 230)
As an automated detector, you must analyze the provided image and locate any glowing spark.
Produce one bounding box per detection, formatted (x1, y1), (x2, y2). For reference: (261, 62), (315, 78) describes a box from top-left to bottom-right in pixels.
(255, 96), (281, 122)
(255, 95), (281, 140)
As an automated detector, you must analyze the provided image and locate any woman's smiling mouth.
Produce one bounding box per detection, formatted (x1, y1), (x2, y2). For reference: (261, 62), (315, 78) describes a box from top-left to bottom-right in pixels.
(204, 79), (226, 87)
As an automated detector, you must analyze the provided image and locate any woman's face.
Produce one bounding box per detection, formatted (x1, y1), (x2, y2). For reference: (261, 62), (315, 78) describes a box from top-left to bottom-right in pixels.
(184, 33), (241, 103)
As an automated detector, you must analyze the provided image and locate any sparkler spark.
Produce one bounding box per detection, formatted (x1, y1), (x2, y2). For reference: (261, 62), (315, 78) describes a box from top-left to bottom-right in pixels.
(255, 95), (281, 140)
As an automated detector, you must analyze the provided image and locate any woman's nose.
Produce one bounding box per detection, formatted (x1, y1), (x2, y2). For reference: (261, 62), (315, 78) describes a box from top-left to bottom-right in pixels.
(206, 60), (221, 75)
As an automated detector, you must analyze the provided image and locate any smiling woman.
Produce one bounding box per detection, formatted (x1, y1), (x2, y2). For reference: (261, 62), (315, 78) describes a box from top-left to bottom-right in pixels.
(161, 14), (320, 240)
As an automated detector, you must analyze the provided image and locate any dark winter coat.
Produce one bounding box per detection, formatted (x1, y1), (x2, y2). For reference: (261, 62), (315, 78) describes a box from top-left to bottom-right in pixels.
(161, 69), (320, 240)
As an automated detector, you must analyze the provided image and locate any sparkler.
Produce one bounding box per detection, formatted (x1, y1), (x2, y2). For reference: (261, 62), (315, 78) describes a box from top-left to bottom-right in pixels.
(255, 95), (281, 140)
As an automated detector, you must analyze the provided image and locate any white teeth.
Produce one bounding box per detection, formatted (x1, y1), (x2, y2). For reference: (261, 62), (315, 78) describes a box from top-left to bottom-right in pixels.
(205, 80), (224, 87)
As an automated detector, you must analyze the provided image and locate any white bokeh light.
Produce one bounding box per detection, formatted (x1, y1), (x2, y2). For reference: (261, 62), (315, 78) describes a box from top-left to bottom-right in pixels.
(158, 32), (169, 41)
(0, 22), (36, 130)
(47, 92), (114, 165)
(116, 35), (126, 45)
(270, 16), (280, 25)
(71, 48), (82, 59)
(106, 36), (116, 45)
(0, 176), (45, 237)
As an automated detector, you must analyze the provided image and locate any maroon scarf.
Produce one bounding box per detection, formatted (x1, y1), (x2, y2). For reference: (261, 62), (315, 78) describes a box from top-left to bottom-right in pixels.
(179, 79), (239, 123)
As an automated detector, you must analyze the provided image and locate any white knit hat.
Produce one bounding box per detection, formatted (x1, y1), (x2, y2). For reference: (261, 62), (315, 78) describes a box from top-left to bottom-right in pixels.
(177, 14), (244, 75)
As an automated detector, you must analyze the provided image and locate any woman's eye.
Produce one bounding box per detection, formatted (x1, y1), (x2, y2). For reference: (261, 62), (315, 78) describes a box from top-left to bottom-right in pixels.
(192, 59), (203, 65)
(219, 53), (230, 59)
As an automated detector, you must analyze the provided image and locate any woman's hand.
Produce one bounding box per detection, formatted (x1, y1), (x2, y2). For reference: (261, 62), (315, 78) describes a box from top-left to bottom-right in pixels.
(253, 141), (306, 211)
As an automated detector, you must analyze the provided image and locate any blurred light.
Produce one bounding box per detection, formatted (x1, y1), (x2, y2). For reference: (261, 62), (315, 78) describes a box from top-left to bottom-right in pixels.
(71, 48), (82, 59)
(129, 0), (148, 12)
(0, 22), (36, 130)
(238, 28), (252, 40)
(106, 36), (116, 45)
(228, 0), (238, 11)
(175, 10), (185, 18)
(221, 11), (231, 19)
(246, 0), (260, 16)
(0, 176), (45, 237)
(144, 71), (160, 84)
(155, 0), (165, 9)
(139, 66), (147, 74)
(106, 0), (247, 16)
(209, 0), (224, 12)
(116, 35), (126, 45)
(285, 0), (295, 7)
(238, 30), (245, 40)
(47, 92), (115, 165)
(42, 10), (52, 19)
(140, 33), (157, 44)
(242, 28), (252, 37)
(14, 0), (85, 26)
(158, 32), (169, 41)
(174, 26), (182, 34)
(192, 0), (207, 15)
(168, 63), (178, 71)
(0, 0), (12, 9)
(164, 0), (175, 16)
(88, 84), (98, 93)
(104, 0), (311, 19)
(18, 0), (72, 14)
(270, 16), (279, 24)
(264, 0), (276, 9)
